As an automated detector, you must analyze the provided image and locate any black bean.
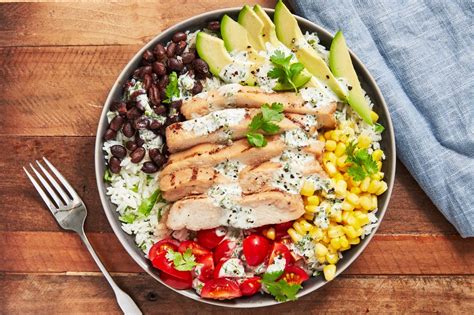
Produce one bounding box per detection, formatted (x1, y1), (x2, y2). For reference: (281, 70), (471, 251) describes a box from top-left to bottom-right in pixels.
(148, 85), (161, 106)
(191, 81), (203, 95)
(117, 102), (128, 117)
(130, 147), (145, 163)
(134, 116), (149, 130)
(149, 119), (163, 130)
(161, 143), (169, 156)
(166, 42), (176, 57)
(152, 61), (166, 77)
(111, 145), (127, 159)
(149, 148), (167, 167)
(143, 73), (153, 90)
(103, 128), (116, 141)
(126, 107), (142, 120)
(159, 86), (167, 100)
(170, 100), (182, 111)
(181, 52), (195, 64)
(125, 140), (138, 151)
(158, 75), (169, 88)
(109, 156), (122, 174)
(153, 105), (167, 116)
(126, 101), (135, 110)
(176, 40), (187, 55)
(153, 43), (166, 60)
(168, 58), (184, 71)
(135, 100), (145, 112)
(167, 115), (181, 124)
(172, 32), (187, 43)
(142, 49), (155, 63)
(192, 58), (209, 76)
(141, 161), (159, 173)
(135, 136), (145, 147)
(122, 122), (135, 138)
(109, 115), (124, 132)
(207, 21), (220, 32)
(132, 66), (153, 80)
(110, 101), (122, 111)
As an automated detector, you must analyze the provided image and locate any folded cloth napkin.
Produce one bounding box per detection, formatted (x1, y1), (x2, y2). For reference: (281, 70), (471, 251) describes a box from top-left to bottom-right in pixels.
(289, 0), (474, 237)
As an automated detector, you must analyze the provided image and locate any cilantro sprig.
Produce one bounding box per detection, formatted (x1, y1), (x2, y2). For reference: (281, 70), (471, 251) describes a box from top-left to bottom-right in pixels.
(166, 249), (197, 271)
(246, 102), (284, 148)
(268, 50), (305, 92)
(138, 189), (161, 216)
(374, 123), (385, 133)
(345, 142), (378, 181)
(163, 71), (179, 104)
(261, 270), (302, 302)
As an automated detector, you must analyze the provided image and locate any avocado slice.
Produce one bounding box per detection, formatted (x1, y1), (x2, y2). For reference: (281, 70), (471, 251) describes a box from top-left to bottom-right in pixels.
(238, 5), (266, 51)
(253, 5), (280, 46)
(221, 15), (263, 63)
(274, 0), (347, 100)
(195, 32), (234, 77)
(330, 31), (373, 124)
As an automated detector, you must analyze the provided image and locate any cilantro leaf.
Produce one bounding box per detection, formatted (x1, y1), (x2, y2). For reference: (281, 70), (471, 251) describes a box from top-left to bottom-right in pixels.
(247, 132), (267, 147)
(268, 51), (305, 92)
(138, 189), (161, 216)
(261, 121), (280, 134)
(166, 249), (197, 271)
(262, 270), (302, 302)
(345, 142), (378, 181)
(163, 72), (179, 104)
(103, 169), (112, 183)
(248, 113), (264, 131)
(119, 212), (137, 224)
(262, 270), (284, 282)
(261, 103), (284, 122)
(374, 123), (385, 133)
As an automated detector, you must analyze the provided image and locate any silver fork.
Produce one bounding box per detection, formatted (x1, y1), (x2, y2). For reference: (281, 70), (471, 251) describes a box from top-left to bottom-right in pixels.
(24, 157), (142, 315)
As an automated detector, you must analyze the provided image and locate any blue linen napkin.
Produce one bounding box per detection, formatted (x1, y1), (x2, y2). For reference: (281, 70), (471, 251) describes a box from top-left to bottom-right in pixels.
(289, 0), (474, 237)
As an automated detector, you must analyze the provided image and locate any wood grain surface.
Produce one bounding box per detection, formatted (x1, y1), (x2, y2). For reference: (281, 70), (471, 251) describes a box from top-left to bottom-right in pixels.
(1, 1), (473, 314)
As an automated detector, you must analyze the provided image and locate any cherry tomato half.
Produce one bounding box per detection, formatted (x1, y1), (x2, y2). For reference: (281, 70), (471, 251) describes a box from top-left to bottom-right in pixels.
(213, 239), (237, 263)
(213, 258), (245, 279)
(152, 252), (192, 281)
(268, 242), (294, 267)
(178, 240), (211, 257)
(201, 278), (242, 300)
(240, 277), (262, 296)
(243, 234), (271, 266)
(197, 227), (226, 249)
(148, 238), (179, 261)
(194, 253), (214, 282)
(280, 265), (309, 285)
(160, 272), (192, 290)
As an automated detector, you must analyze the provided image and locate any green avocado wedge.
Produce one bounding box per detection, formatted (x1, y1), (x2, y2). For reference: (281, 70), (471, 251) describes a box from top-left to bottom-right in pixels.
(195, 32), (233, 78)
(238, 5), (266, 51)
(330, 31), (373, 124)
(253, 4), (280, 46)
(274, 0), (347, 100)
(221, 14), (263, 62)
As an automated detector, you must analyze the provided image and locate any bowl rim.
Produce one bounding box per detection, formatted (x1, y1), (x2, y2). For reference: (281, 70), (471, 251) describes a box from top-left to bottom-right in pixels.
(94, 7), (396, 308)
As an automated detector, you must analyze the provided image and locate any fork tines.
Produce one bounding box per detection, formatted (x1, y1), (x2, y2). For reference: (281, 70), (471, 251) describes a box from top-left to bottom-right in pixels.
(23, 157), (79, 214)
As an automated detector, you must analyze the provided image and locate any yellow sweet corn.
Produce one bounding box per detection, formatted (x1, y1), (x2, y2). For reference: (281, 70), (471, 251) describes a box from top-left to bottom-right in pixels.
(333, 172), (344, 182)
(330, 237), (341, 250)
(317, 256), (326, 264)
(307, 195), (320, 206)
(341, 200), (355, 211)
(339, 235), (349, 248)
(368, 180), (382, 194)
(328, 225), (344, 238)
(372, 149), (384, 161)
(299, 219), (313, 233)
(318, 135), (326, 142)
(334, 142), (347, 157)
(325, 140), (337, 151)
(348, 237), (361, 245)
(341, 210), (350, 223)
(331, 130), (343, 142)
(314, 243), (328, 257)
(326, 253), (339, 264)
(354, 212), (370, 226)
(331, 210), (342, 223)
(300, 181), (315, 197)
(343, 225), (358, 239)
(325, 162), (338, 176)
(304, 213), (314, 221)
(350, 186), (361, 194)
(360, 177), (371, 192)
(288, 228), (302, 243)
(370, 111), (379, 122)
(324, 130), (333, 140)
(357, 135), (371, 148)
(371, 171), (385, 181)
(336, 155), (349, 169)
(377, 161), (383, 171)
(371, 195), (378, 210)
(334, 179), (347, 196)
(376, 181), (388, 195)
(323, 264), (336, 281)
(305, 205), (318, 213)
(346, 192), (360, 206)
(264, 227), (276, 240)
(292, 222), (306, 236)
(359, 195), (372, 211)
(309, 227), (324, 241)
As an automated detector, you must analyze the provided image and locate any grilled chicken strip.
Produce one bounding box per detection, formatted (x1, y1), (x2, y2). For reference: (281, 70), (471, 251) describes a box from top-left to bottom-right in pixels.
(166, 108), (315, 153)
(160, 151), (325, 202)
(161, 137), (324, 177)
(166, 191), (305, 231)
(180, 85), (337, 125)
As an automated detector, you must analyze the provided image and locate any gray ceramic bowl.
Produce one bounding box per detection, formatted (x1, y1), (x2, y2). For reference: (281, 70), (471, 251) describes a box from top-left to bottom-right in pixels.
(95, 7), (396, 308)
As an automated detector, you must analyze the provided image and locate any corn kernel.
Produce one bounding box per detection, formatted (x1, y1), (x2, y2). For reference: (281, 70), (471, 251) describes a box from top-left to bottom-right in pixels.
(343, 226), (358, 239)
(360, 177), (371, 192)
(307, 195), (320, 206)
(324, 130), (333, 140)
(330, 237), (342, 250)
(299, 219), (313, 232)
(371, 195), (378, 210)
(304, 213), (314, 221)
(346, 192), (360, 206)
(357, 135), (371, 149)
(333, 173), (344, 182)
(340, 244), (351, 251)
(293, 222), (306, 236)
(371, 171), (384, 181)
(372, 149), (384, 161)
(350, 186), (361, 194)
(317, 256), (326, 264)
(323, 264), (337, 281)
(318, 135), (325, 142)
(355, 212), (370, 226)
(324, 152), (337, 164)
(325, 140), (337, 151)
(331, 210), (342, 223)
(368, 180), (382, 194)
(341, 200), (354, 211)
(265, 227), (276, 240)
(325, 162), (338, 176)
(347, 215), (361, 230)
(376, 181), (388, 195)
(300, 181), (315, 197)
(348, 237), (360, 245)
(305, 205), (318, 213)
(309, 227), (324, 241)
(322, 234), (331, 244)
(342, 210), (350, 223)
(326, 253), (339, 264)
(288, 228), (302, 243)
(339, 235), (349, 248)
(331, 130), (343, 142)
(377, 161), (383, 171)
(315, 243), (328, 257)
(335, 179), (347, 196)
(349, 176), (361, 188)
(334, 142), (346, 157)
(355, 228), (364, 236)
(339, 134), (348, 143)
(328, 225), (344, 238)
(370, 110), (379, 122)
(336, 155), (348, 169)
(359, 195), (372, 211)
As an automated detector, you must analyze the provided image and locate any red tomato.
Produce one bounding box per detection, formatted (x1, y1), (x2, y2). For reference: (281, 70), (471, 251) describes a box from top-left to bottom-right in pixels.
(243, 234), (271, 266)
(213, 239), (236, 263)
(197, 227), (226, 249)
(268, 242), (294, 266)
(160, 272), (192, 290)
(280, 266), (309, 285)
(240, 277), (262, 296)
(194, 253), (214, 282)
(213, 258), (244, 279)
(178, 240), (211, 257)
(152, 252), (192, 281)
(148, 238), (179, 261)
(274, 221), (294, 232)
(200, 278), (242, 300)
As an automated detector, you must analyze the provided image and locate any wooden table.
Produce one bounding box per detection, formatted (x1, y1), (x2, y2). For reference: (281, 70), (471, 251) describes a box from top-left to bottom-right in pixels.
(1, 1), (473, 313)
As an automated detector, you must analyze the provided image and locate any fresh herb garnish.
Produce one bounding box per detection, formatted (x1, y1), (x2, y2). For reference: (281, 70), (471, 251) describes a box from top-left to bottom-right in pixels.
(268, 50), (305, 92)
(345, 142), (378, 181)
(246, 102), (284, 147)
(119, 212), (137, 224)
(374, 123), (385, 133)
(137, 189), (161, 216)
(166, 248), (197, 271)
(103, 169), (112, 183)
(261, 270), (302, 302)
(163, 71), (179, 104)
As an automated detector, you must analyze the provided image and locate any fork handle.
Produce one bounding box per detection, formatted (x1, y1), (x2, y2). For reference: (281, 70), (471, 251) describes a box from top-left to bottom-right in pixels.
(78, 231), (143, 315)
